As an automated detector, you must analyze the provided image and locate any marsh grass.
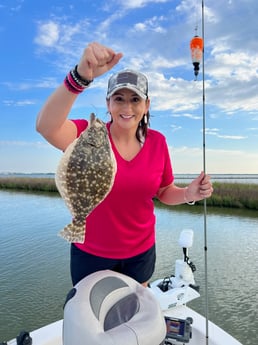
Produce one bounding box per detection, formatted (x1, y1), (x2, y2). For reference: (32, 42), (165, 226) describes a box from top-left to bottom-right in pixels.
(0, 177), (258, 210)
(0, 177), (57, 193)
(206, 182), (258, 209)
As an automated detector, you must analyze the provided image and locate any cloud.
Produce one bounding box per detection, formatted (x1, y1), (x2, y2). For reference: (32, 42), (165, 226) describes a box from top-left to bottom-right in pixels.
(170, 124), (182, 133)
(2, 78), (59, 91)
(118, 0), (169, 10)
(218, 134), (247, 140)
(0, 140), (50, 148)
(172, 113), (202, 120)
(34, 19), (87, 52)
(34, 21), (60, 47)
(170, 146), (258, 174)
(146, 72), (204, 112)
(133, 16), (167, 33)
(205, 128), (246, 140)
(31, 1), (258, 126)
(212, 53), (258, 78)
(3, 100), (36, 107)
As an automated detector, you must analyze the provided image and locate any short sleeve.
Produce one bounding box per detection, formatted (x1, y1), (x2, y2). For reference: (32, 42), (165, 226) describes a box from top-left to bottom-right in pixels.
(71, 119), (88, 137)
(160, 138), (174, 188)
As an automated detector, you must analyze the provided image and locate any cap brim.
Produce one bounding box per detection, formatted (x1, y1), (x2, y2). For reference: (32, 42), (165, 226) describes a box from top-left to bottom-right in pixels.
(107, 85), (147, 100)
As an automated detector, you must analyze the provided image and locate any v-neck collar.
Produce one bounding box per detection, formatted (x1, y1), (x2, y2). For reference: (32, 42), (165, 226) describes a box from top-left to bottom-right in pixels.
(106, 122), (145, 164)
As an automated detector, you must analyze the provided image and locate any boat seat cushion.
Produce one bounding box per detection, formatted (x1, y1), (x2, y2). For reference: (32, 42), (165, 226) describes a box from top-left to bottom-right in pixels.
(103, 292), (139, 331)
(63, 270), (166, 345)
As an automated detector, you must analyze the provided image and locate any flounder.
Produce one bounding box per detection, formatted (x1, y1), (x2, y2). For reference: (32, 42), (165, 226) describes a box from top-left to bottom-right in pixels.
(55, 113), (117, 243)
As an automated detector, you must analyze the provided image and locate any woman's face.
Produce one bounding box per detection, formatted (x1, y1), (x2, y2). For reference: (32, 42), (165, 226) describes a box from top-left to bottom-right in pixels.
(107, 88), (150, 130)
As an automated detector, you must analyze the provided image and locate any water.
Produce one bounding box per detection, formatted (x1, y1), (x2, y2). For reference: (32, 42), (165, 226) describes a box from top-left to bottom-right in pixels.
(173, 174), (258, 184)
(0, 190), (257, 344)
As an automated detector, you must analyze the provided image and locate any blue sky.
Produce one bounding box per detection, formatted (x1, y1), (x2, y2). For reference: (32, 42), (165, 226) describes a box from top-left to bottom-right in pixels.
(1, 0), (258, 174)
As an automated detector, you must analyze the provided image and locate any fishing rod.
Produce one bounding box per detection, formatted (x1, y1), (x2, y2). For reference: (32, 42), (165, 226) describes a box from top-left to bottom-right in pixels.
(190, 0), (209, 343)
(201, 0), (209, 344)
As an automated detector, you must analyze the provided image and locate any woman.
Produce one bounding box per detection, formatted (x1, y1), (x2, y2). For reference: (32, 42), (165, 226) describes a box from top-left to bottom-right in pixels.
(36, 42), (213, 287)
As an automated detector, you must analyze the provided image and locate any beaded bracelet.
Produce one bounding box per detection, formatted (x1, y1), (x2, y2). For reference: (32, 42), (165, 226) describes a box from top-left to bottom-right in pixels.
(72, 65), (93, 87)
(64, 65), (93, 94)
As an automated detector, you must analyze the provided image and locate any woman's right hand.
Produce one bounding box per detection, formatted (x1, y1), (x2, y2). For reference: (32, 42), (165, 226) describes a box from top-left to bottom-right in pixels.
(77, 42), (123, 81)
(36, 42), (123, 151)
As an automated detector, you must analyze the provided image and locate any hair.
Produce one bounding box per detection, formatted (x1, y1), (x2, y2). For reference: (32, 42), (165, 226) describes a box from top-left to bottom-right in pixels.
(137, 110), (150, 143)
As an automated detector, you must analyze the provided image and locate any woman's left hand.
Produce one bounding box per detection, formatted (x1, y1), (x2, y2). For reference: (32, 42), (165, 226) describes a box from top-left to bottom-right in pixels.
(185, 171), (213, 202)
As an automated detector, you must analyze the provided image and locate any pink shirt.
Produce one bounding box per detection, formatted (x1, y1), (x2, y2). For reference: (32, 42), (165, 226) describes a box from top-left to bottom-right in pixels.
(73, 120), (174, 258)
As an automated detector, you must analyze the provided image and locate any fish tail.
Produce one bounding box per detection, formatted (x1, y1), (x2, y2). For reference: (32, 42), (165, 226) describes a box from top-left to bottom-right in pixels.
(58, 222), (85, 243)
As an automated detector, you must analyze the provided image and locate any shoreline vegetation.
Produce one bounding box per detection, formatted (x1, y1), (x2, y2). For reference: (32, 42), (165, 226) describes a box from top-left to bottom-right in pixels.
(0, 177), (258, 210)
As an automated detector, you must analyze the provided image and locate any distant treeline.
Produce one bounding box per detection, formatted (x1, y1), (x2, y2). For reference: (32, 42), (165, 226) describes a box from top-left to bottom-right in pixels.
(0, 177), (258, 210)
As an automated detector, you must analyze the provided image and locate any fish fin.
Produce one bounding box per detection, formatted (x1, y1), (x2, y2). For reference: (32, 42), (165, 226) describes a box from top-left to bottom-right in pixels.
(89, 112), (96, 125)
(58, 222), (86, 243)
(89, 112), (105, 129)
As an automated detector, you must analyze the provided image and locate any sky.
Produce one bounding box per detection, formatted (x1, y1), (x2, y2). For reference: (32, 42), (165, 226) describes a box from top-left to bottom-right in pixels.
(1, 0), (258, 174)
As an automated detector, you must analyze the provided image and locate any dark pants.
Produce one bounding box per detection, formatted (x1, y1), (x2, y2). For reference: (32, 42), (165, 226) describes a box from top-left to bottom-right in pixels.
(70, 244), (156, 286)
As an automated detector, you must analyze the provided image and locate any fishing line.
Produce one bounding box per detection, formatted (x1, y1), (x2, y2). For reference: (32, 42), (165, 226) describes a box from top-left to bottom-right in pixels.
(194, 0), (199, 35)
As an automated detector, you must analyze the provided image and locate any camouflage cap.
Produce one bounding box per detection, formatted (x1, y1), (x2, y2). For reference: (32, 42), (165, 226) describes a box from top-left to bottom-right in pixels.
(106, 69), (148, 100)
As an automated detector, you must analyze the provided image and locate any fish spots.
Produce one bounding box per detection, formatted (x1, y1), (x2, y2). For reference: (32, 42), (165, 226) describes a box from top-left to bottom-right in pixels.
(55, 113), (117, 243)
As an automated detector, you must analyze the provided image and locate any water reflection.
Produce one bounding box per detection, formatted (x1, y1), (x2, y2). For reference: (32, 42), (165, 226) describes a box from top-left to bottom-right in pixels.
(0, 191), (257, 344)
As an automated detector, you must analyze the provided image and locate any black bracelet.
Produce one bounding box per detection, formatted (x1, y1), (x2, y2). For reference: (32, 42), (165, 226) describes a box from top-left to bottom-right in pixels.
(72, 65), (93, 87)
